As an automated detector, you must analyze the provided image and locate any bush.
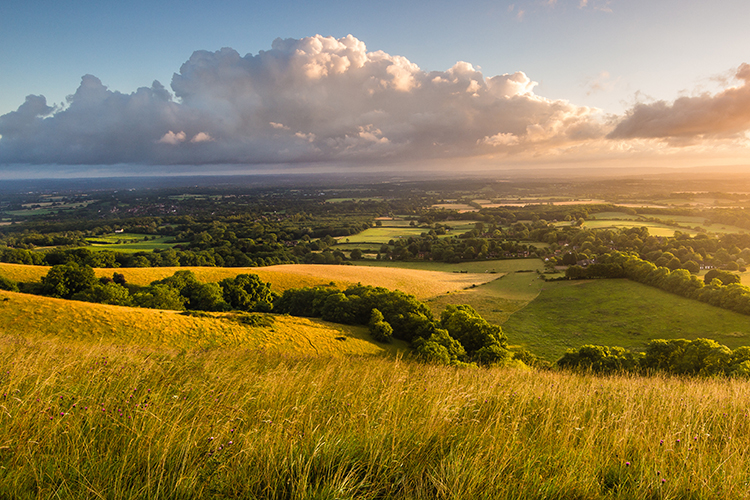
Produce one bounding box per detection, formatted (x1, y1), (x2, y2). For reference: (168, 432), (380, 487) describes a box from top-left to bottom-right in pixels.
(368, 309), (393, 343)
(0, 275), (19, 292)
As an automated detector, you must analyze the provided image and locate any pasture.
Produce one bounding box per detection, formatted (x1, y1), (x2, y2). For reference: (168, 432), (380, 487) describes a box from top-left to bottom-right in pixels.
(502, 279), (750, 360)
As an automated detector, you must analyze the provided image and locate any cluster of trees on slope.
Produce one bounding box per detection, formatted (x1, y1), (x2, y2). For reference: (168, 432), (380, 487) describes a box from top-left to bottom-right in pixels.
(273, 285), (518, 366)
(18, 263), (274, 313)
(558, 339), (750, 377)
(1, 265), (534, 368)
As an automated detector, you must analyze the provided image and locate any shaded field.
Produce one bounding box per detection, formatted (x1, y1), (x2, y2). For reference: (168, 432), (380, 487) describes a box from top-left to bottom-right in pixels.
(0, 290), (404, 356)
(2, 337), (750, 499)
(0, 262), (496, 300)
(503, 279), (750, 361)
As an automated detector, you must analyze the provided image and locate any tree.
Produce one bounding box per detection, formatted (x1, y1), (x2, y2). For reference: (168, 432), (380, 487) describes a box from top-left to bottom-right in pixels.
(350, 248), (363, 260)
(72, 282), (132, 306)
(220, 274), (274, 312)
(41, 263), (97, 299)
(440, 304), (509, 363)
(133, 284), (186, 310)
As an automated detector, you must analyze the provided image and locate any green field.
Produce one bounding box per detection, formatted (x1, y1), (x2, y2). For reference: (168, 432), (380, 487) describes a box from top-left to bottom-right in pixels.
(86, 233), (177, 252)
(342, 220), (478, 244)
(503, 279), (750, 360)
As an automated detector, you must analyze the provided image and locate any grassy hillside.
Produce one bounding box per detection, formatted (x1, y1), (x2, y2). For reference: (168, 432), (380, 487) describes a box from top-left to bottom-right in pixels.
(0, 263), (495, 300)
(503, 279), (750, 360)
(0, 290), (405, 357)
(1, 337), (749, 499)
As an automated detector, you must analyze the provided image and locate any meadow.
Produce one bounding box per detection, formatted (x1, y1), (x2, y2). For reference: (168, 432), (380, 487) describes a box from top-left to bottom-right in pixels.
(502, 279), (750, 360)
(1, 332), (749, 499)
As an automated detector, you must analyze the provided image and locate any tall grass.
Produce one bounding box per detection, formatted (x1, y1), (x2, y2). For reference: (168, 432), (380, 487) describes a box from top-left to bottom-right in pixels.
(1, 334), (749, 499)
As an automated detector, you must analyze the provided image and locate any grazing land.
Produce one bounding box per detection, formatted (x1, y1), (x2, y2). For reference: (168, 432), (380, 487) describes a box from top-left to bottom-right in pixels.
(503, 279), (750, 360)
(86, 233), (178, 253)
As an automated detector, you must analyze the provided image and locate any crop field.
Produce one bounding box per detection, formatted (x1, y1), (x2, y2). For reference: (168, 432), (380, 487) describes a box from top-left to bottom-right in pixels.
(502, 279), (750, 361)
(0, 290), (405, 356)
(2, 334), (750, 499)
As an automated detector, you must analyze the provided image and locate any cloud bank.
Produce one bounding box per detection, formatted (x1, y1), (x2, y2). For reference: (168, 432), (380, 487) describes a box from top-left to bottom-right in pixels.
(0, 35), (606, 167)
(609, 64), (750, 144)
(1, 34), (748, 171)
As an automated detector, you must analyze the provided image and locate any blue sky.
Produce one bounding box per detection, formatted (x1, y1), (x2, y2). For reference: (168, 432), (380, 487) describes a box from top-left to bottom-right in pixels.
(2, 0), (750, 175)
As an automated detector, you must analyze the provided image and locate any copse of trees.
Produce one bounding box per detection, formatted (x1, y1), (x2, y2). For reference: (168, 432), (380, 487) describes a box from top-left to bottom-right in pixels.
(273, 285), (514, 366)
(558, 338), (750, 377)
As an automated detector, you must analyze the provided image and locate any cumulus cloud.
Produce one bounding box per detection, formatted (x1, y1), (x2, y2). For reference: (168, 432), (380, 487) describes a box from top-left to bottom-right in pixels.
(609, 63), (750, 143)
(0, 34), (607, 167)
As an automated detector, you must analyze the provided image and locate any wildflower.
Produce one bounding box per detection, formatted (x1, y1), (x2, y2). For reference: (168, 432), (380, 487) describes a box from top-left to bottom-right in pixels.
(625, 462), (630, 467)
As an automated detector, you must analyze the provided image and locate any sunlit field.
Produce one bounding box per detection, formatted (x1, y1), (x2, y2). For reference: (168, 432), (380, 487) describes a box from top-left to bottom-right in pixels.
(0, 262), (496, 300)
(1, 335), (749, 499)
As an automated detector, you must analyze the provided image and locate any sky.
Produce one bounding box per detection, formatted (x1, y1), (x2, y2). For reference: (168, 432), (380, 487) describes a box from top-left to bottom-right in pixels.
(2, 0), (750, 177)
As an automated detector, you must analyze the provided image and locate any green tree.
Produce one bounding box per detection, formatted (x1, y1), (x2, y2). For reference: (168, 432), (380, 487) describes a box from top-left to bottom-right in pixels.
(41, 263), (97, 299)
(220, 274), (274, 312)
(440, 304), (509, 363)
(133, 284), (186, 310)
(72, 282), (132, 306)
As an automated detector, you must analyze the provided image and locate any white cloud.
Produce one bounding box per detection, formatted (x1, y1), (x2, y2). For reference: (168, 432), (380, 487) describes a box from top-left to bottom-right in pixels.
(190, 132), (213, 143)
(159, 130), (186, 144)
(0, 34), (608, 167)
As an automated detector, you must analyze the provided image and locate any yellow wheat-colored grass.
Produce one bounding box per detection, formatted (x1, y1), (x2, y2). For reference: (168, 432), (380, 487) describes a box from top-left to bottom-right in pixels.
(0, 290), (405, 357)
(0, 262), (497, 299)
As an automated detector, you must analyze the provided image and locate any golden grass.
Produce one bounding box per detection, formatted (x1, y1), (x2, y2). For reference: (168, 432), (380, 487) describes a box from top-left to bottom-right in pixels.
(0, 262), (496, 299)
(0, 290), (405, 357)
(2, 338), (749, 498)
